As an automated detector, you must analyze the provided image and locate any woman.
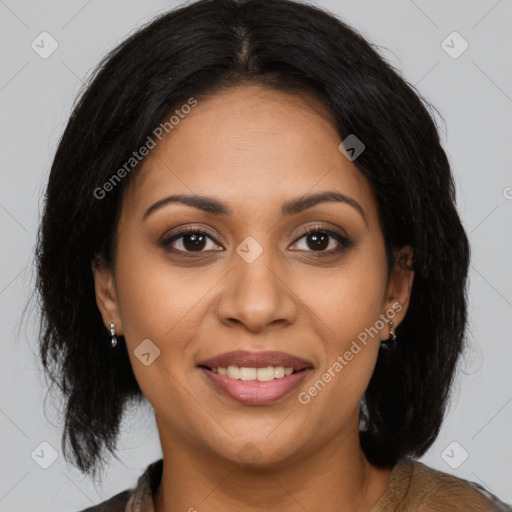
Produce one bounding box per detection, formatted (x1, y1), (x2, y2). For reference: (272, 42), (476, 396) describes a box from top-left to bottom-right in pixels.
(35, 0), (511, 510)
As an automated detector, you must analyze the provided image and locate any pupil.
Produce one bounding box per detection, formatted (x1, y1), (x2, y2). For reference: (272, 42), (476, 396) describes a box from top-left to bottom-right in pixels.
(184, 233), (206, 251)
(308, 233), (328, 251)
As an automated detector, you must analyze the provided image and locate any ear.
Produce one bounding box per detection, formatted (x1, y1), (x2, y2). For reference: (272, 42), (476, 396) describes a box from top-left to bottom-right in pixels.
(380, 245), (414, 341)
(91, 257), (123, 335)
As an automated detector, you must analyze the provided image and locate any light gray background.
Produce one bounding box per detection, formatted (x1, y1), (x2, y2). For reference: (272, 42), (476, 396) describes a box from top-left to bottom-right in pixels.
(0, 0), (511, 510)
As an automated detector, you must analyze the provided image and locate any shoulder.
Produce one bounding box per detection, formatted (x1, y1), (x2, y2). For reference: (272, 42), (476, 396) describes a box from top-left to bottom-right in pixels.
(391, 458), (511, 511)
(76, 490), (131, 512)
(74, 458), (163, 512)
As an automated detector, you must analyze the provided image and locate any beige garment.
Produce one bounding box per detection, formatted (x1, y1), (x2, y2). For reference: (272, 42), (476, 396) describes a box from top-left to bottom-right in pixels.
(81, 457), (511, 511)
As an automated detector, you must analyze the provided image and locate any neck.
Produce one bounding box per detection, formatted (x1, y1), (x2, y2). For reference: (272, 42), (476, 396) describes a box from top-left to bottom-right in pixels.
(153, 418), (392, 512)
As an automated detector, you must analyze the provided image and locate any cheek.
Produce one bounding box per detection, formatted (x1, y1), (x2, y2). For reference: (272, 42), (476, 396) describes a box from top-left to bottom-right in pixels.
(112, 233), (236, 399)
(295, 246), (387, 404)
(296, 249), (388, 346)
(113, 252), (200, 410)
(114, 234), (204, 342)
(298, 267), (385, 424)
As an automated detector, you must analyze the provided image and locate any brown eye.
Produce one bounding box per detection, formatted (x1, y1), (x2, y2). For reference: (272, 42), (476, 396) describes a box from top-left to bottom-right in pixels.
(304, 232), (330, 251)
(177, 232), (207, 251)
(290, 227), (352, 256)
(161, 229), (223, 257)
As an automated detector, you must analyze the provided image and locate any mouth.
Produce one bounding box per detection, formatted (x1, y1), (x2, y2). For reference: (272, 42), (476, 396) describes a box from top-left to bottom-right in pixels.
(196, 351), (314, 405)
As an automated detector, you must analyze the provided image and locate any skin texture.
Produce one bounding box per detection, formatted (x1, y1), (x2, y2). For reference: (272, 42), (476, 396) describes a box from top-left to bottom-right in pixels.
(92, 85), (415, 512)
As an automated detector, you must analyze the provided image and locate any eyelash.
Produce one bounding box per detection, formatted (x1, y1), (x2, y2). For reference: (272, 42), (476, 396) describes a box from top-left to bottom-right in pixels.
(160, 225), (352, 259)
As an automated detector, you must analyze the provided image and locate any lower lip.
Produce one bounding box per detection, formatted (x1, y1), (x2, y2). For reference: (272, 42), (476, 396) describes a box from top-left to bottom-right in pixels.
(199, 367), (312, 405)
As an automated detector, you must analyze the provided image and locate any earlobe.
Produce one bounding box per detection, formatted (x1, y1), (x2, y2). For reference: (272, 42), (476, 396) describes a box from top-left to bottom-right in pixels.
(382, 245), (415, 335)
(91, 258), (122, 334)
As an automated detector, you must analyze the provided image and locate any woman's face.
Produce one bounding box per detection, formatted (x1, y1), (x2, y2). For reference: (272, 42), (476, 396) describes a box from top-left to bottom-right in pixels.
(93, 85), (414, 467)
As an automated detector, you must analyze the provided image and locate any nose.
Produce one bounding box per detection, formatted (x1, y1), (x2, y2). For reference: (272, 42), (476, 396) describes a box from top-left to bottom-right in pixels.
(214, 247), (298, 333)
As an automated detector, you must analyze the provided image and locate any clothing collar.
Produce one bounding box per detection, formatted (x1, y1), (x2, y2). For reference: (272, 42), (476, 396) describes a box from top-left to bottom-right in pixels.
(125, 458), (162, 512)
(122, 457), (412, 511)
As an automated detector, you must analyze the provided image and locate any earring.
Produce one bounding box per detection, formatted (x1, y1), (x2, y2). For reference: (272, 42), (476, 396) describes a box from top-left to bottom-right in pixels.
(110, 322), (118, 348)
(388, 321), (397, 342)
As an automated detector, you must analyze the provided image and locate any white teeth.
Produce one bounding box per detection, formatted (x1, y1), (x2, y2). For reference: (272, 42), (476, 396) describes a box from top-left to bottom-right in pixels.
(273, 366), (285, 379)
(256, 366), (275, 382)
(214, 365), (296, 381)
(239, 367), (256, 381)
(227, 366), (240, 379)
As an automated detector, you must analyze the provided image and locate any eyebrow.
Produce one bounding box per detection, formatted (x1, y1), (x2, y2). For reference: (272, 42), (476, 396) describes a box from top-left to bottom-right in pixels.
(142, 191), (368, 226)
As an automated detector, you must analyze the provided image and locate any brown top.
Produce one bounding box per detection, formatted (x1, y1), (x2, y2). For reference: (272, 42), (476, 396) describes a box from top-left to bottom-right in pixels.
(79, 457), (511, 511)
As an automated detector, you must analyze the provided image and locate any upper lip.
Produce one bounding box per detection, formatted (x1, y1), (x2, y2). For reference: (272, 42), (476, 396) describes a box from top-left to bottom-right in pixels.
(197, 350), (314, 371)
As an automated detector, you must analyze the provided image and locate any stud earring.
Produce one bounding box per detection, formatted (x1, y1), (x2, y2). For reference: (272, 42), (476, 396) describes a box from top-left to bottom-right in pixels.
(388, 321), (397, 342)
(110, 322), (118, 348)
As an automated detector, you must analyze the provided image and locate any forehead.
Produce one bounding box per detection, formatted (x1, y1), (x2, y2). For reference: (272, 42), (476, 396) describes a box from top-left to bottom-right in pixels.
(122, 85), (378, 225)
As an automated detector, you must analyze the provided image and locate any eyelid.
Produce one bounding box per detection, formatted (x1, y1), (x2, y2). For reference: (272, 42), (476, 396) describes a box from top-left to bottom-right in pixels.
(161, 224), (225, 244)
(292, 223), (348, 242)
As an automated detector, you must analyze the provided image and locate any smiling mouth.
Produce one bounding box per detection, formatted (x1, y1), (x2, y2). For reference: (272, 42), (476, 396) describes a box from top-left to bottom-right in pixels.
(198, 365), (313, 405)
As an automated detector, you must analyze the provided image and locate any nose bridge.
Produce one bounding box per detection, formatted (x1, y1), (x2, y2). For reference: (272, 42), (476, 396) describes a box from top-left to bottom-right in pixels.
(215, 236), (297, 331)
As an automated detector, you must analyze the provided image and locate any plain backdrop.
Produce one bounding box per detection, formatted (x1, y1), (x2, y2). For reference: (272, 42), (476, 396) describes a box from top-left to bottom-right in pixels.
(0, 0), (511, 510)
